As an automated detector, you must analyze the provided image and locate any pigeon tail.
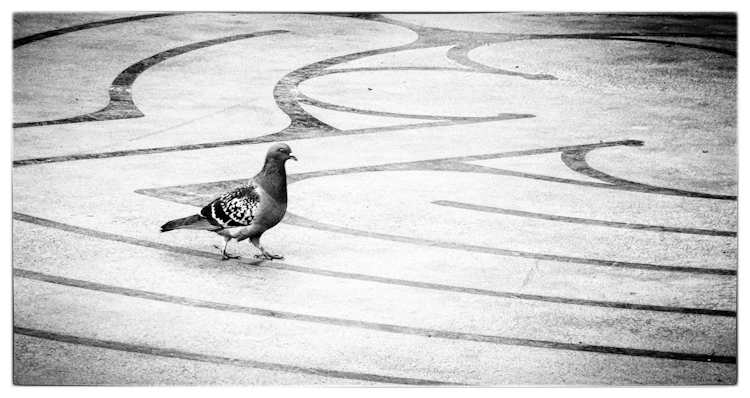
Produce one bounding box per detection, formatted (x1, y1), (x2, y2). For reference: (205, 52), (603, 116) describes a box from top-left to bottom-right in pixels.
(160, 214), (216, 232)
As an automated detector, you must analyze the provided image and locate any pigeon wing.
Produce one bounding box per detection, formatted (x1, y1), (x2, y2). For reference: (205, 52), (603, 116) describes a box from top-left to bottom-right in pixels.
(200, 184), (261, 228)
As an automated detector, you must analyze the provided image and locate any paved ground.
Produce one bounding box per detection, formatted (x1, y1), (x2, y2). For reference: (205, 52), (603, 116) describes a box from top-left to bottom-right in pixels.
(12, 12), (737, 386)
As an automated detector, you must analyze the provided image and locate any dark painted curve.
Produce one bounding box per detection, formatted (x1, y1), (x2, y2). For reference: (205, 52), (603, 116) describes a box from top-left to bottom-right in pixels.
(13, 30), (289, 129)
(509, 32), (736, 57)
(105, 139), (732, 205)
(298, 93), (533, 121)
(15, 13), (735, 192)
(282, 213), (733, 276)
(561, 147), (737, 200)
(13, 269), (736, 364)
(13, 13), (735, 144)
(10, 115), (522, 167)
(266, 42), (535, 139)
(262, 15), (546, 140)
(607, 37), (736, 57)
(12, 45), (537, 165)
(294, 65), (536, 121)
(445, 42), (558, 80)
(14, 326), (453, 385)
(433, 200), (736, 237)
(13, 212), (735, 317)
(13, 13), (181, 48)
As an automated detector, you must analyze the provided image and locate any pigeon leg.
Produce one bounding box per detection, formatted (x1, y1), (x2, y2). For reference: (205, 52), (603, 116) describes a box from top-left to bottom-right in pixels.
(250, 236), (284, 260)
(215, 238), (240, 260)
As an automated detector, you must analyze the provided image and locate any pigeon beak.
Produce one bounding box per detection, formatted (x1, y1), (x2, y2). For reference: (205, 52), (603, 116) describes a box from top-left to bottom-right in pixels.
(289, 154), (297, 161)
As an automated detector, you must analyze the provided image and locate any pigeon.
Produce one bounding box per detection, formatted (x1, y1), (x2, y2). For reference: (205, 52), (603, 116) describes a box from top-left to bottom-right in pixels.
(160, 143), (297, 260)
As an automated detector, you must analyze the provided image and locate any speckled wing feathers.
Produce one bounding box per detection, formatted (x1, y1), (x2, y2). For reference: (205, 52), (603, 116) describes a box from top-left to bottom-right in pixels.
(200, 184), (261, 228)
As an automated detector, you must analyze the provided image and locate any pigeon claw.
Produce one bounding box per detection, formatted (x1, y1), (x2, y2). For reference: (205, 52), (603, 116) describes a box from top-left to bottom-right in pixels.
(215, 245), (241, 260)
(254, 252), (284, 261)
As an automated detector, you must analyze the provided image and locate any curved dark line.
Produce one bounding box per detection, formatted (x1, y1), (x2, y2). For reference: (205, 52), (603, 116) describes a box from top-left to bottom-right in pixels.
(10, 114), (520, 167)
(323, 66), (476, 73)
(288, 53), (539, 121)
(14, 326), (453, 385)
(597, 13), (736, 20)
(514, 33), (736, 56)
(287, 154), (736, 209)
(327, 13), (736, 42)
(271, 44), (420, 136)
(445, 139), (647, 162)
(14, 30), (289, 129)
(268, 33), (539, 136)
(446, 43), (558, 80)
(326, 13), (737, 60)
(13, 45), (539, 165)
(609, 37), (736, 57)
(561, 149), (737, 200)
(317, 53), (556, 81)
(11, 111), (536, 167)
(297, 94), (534, 122)
(316, 64), (556, 80)
(12, 212), (734, 317)
(13, 13), (182, 48)
(14, 270), (736, 364)
(282, 213), (734, 276)
(433, 200), (736, 237)
(433, 161), (739, 205)
(525, 32), (735, 40)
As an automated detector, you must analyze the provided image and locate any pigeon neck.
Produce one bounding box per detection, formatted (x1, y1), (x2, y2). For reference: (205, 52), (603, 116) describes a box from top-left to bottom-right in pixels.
(258, 159), (288, 202)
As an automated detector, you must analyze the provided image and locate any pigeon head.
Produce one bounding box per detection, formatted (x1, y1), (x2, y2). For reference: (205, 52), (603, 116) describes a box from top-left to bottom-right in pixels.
(267, 143), (297, 163)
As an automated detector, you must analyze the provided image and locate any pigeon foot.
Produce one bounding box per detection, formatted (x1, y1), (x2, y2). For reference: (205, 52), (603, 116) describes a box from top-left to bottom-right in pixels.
(254, 253), (284, 260)
(215, 245), (241, 260)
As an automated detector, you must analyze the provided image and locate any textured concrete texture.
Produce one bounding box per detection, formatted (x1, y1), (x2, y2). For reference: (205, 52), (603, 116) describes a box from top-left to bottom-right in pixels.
(12, 12), (737, 386)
